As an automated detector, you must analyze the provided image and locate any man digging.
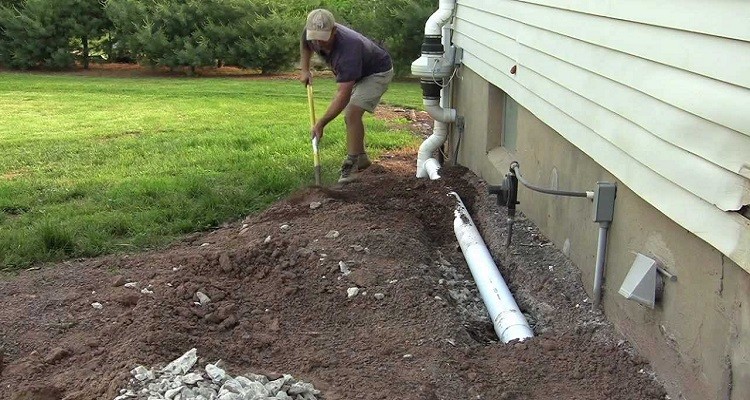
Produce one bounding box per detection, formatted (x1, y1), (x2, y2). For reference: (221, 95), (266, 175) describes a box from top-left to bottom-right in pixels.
(299, 9), (394, 183)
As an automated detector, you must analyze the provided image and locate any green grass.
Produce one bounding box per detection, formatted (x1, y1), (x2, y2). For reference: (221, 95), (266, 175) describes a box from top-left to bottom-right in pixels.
(0, 72), (423, 270)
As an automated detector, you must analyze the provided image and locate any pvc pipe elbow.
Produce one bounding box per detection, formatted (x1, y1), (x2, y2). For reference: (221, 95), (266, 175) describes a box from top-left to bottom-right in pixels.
(424, 103), (456, 123)
(416, 128), (446, 178)
(425, 0), (456, 35)
(418, 123), (448, 158)
(424, 158), (441, 180)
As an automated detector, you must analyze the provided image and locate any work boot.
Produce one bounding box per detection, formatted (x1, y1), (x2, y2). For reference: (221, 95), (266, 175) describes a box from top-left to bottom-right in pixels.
(338, 153), (372, 183)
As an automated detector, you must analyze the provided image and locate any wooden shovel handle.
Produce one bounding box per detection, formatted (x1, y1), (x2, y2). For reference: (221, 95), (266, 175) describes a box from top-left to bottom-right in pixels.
(306, 84), (316, 127)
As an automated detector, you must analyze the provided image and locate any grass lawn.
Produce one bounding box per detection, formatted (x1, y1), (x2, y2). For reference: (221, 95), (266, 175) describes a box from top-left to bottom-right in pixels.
(0, 71), (423, 270)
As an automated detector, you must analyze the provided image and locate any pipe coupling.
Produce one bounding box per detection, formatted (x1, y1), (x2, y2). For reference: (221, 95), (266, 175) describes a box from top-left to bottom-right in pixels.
(421, 35), (444, 55)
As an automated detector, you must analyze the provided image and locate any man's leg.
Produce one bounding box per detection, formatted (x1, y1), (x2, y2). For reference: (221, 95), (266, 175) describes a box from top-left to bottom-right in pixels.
(338, 69), (392, 183)
(344, 104), (366, 156)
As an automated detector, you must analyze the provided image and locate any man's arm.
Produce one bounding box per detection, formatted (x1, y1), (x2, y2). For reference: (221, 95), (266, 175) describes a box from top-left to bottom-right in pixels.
(312, 81), (355, 139)
(299, 38), (313, 85)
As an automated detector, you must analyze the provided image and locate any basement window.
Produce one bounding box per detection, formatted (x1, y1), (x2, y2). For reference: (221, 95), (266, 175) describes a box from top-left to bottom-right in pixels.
(487, 84), (518, 153)
(502, 95), (518, 151)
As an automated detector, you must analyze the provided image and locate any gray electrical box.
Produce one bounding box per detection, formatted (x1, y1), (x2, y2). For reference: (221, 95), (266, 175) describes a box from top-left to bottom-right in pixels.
(592, 182), (617, 222)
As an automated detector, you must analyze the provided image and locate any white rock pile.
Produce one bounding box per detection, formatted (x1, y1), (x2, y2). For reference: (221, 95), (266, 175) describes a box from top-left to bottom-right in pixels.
(115, 349), (322, 400)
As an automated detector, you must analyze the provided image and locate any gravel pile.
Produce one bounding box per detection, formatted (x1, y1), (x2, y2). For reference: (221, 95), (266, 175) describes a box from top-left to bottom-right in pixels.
(114, 349), (323, 400)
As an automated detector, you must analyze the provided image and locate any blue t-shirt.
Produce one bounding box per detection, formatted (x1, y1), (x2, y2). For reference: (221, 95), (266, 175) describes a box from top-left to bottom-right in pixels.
(304, 24), (392, 83)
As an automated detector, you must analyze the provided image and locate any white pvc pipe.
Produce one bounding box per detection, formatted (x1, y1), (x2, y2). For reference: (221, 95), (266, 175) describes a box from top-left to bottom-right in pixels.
(415, 0), (458, 179)
(425, 0), (456, 36)
(450, 192), (534, 343)
(424, 158), (441, 179)
(417, 96), (456, 178)
(417, 121), (448, 178)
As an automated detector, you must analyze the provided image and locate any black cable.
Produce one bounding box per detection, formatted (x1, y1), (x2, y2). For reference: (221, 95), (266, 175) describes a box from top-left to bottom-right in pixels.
(511, 162), (589, 198)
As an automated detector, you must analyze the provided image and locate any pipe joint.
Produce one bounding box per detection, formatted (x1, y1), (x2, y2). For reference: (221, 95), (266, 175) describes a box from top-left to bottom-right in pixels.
(421, 36), (444, 55)
(412, 54), (454, 79)
(420, 79), (442, 100)
(424, 102), (456, 123)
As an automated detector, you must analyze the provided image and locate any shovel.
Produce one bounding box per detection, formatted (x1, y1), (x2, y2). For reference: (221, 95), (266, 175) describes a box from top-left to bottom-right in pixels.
(307, 84), (321, 186)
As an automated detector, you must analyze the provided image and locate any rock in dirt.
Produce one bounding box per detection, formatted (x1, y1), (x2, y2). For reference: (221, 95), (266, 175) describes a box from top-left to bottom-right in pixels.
(160, 348), (197, 375)
(195, 291), (211, 306)
(219, 315), (238, 331)
(111, 275), (127, 287)
(338, 261), (351, 275)
(348, 269), (379, 288)
(206, 304), (235, 324)
(206, 362), (227, 382)
(131, 365), (155, 382)
(219, 253), (233, 273)
(10, 385), (62, 400)
(347, 287), (360, 298)
(44, 347), (70, 364)
(114, 293), (139, 307)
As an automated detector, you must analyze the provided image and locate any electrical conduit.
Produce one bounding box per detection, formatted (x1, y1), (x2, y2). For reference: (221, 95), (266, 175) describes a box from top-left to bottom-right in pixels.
(450, 192), (534, 343)
(593, 222), (610, 307)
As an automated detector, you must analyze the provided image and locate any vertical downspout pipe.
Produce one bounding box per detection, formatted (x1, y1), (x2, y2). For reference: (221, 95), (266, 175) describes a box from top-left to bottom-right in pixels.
(450, 192), (534, 343)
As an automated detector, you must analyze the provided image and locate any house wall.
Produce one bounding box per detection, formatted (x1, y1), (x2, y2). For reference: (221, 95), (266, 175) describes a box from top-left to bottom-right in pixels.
(445, 1), (750, 396)
(451, 0), (750, 271)
(451, 66), (749, 400)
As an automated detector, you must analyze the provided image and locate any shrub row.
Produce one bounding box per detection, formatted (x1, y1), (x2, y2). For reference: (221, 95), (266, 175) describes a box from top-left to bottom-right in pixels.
(0, 0), (436, 75)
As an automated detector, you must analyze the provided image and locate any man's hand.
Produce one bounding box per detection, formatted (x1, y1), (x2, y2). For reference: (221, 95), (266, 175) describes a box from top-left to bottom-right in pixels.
(300, 70), (312, 85)
(311, 121), (324, 141)
(309, 81), (354, 142)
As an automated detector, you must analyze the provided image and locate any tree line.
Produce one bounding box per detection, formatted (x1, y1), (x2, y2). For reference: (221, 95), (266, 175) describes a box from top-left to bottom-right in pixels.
(0, 0), (435, 75)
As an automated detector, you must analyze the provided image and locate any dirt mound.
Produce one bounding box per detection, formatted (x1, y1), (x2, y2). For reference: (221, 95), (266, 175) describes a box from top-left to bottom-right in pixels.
(0, 149), (665, 399)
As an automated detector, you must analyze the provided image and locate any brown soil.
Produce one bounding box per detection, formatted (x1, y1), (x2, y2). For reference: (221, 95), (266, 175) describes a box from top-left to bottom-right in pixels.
(0, 107), (666, 400)
(8, 62), (334, 80)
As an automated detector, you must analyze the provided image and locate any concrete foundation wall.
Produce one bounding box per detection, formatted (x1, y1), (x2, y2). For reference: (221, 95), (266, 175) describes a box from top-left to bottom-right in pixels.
(451, 66), (749, 400)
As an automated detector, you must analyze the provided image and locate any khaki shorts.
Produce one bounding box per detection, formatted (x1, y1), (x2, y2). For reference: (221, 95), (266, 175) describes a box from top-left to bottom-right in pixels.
(349, 68), (394, 112)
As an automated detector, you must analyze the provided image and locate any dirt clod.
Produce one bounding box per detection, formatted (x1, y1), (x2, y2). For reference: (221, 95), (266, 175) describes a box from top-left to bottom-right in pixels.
(43, 348), (70, 365)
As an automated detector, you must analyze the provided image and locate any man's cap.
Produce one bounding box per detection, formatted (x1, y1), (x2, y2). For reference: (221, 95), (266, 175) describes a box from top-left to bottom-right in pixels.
(306, 9), (335, 41)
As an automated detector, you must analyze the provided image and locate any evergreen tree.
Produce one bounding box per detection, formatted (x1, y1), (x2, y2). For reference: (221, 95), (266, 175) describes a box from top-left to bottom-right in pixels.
(228, 3), (301, 74)
(0, 0), (74, 69)
(0, 0), (109, 69)
(328, 0), (435, 76)
(68, 0), (111, 69)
